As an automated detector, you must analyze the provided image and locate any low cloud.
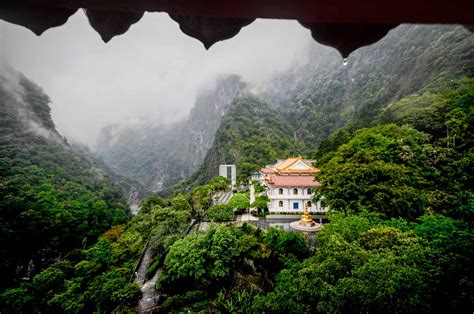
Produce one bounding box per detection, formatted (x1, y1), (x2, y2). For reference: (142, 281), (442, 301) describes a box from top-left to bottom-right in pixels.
(0, 12), (314, 147)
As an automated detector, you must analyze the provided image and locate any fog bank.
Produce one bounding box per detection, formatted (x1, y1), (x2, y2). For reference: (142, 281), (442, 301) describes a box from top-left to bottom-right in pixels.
(1, 12), (313, 146)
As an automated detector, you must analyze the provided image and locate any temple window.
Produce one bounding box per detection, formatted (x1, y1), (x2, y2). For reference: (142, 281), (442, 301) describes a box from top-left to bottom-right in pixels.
(278, 188), (283, 195)
(279, 201), (283, 207)
(307, 201), (312, 207)
(293, 188), (298, 195)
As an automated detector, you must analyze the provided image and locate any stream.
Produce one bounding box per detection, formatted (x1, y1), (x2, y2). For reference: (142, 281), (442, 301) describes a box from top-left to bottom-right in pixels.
(135, 218), (197, 313)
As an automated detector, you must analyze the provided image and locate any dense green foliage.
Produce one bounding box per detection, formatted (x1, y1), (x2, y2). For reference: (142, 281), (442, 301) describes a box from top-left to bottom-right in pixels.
(316, 124), (433, 218)
(1, 25), (473, 313)
(227, 193), (250, 211)
(251, 195), (269, 212)
(254, 213), (473, 313)
(157, 224), (310, 311)
(315, 78), (473, 220)
(0, 198), (191, 312)
(207, 204), (233, 221)
(0, 73), (129, 291)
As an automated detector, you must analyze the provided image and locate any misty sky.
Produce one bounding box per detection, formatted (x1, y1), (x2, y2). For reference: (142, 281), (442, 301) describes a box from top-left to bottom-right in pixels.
(0, 12), (314, 146)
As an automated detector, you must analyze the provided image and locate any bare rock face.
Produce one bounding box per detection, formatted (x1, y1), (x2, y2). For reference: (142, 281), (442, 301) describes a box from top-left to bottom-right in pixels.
(168, 15), (255, 49)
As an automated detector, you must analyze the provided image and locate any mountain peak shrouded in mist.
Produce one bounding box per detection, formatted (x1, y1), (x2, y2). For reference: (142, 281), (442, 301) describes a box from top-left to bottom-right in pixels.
(0, 65), (65, 145)
(96, 74), (247, 191)
(0, 66), (149, 206)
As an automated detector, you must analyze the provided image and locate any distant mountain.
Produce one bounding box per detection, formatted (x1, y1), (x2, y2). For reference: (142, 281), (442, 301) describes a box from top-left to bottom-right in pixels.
(0, 67), (129, 289)
(263, 24), (474, 152)
(70, 142), (150, 214)
(96, 75), (246, 191)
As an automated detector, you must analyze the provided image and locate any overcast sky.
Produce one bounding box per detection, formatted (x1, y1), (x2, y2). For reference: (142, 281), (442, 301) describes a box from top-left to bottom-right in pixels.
(0, 11), (314, 147)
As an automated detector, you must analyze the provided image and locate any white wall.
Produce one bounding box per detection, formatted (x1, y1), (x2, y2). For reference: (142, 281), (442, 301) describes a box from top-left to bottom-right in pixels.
(266, 186), (327, 213)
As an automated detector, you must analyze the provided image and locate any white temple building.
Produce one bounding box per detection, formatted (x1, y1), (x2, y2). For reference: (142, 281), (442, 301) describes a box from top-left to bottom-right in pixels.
(262, 157), (327, 213)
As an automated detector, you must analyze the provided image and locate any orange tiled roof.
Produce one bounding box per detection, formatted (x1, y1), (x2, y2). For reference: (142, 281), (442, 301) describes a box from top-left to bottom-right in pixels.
(274, 157), (318, 174)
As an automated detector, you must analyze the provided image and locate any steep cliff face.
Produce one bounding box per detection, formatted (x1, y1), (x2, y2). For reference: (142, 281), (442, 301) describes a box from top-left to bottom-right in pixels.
(173, 74), (246, 170)
(263, 25), (474, 152)
(185, 93), (299, 187)
(96, 75), (245, 191)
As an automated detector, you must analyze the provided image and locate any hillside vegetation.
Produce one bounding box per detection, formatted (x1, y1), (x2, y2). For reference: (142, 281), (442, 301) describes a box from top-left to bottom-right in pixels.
(0, 69), (129, 291)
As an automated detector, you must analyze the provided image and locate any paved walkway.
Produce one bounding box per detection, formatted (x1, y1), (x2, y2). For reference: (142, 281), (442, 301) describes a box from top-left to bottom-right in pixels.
(240, 213), (259, 221)
(219, 190), (233, 204)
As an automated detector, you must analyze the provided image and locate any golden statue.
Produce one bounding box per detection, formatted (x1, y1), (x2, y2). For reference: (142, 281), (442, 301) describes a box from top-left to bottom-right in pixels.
(290, 203), (321, 231)
(300, 204), (313, 224)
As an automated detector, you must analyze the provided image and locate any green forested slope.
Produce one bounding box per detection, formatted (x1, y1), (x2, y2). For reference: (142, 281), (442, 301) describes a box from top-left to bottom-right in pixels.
(267, 25), (474, 153)
(180, 94), (300, 188)
(173, 25), (473, 190)
(0, 69), (129, 291)
(0, 24), (472, 313)
(315, 78), (473, 219)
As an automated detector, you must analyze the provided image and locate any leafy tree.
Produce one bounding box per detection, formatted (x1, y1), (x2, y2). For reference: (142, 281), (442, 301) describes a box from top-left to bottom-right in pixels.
(161, 225), (242, 288)
(158, 224), (310, 312)
(170, 193), (191, 212)
(208, 176), (230, 191)
(251, 195), (269, 212)
(207, 204), (233, 221)
(227, 193), (250, 211)
(255, 215), (431, 313)
(140, 195), (168, 213)
(315, 124), (435, 219)
(411, 215), (474, 312)
(239, 162), (260, 180)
